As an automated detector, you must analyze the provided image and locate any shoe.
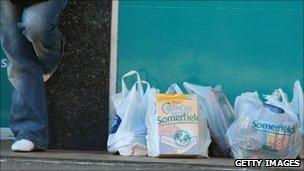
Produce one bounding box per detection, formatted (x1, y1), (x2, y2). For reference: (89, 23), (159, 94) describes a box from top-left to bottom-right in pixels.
(11, 139), (35, 152)
(43, 69), (56, 82)
(43, 36), (65, 82)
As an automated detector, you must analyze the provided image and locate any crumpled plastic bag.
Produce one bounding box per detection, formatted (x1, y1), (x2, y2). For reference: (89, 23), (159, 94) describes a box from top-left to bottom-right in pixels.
(183, 82), (234, 157)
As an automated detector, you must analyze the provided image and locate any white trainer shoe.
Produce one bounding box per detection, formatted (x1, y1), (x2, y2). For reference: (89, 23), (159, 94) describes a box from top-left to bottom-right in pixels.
(11, 139), (35, 152)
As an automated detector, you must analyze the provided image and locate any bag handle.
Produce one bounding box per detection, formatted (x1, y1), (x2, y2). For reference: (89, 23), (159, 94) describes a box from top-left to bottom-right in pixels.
(183, 82), (212, 97)
(121, 70), (143, 97)
(134, 80), (151, 98)
(264, 89), (293, 115)
(140, 80), (151, 91)
(293, 81), (304, 114)
(291, 80), (304, 124)
(166, 83), (183, 94)
(277, 89), (290, 106)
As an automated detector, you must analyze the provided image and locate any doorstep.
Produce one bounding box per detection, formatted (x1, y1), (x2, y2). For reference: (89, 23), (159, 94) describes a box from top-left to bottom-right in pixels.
(0, 141), (303, 171)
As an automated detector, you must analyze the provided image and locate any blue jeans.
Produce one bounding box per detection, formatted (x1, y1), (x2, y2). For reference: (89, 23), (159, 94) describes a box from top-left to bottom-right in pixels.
(0, 0), (68, 149)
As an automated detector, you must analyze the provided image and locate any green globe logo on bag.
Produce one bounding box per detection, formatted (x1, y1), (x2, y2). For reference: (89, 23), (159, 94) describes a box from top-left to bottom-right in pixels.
(174, 130), (191, 146)
(252, 120), (295, 135)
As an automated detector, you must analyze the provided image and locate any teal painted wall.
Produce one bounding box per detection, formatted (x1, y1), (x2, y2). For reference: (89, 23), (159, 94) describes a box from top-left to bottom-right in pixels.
(117, 1), (303, 103)
(0, 48), (11, 127)
(0, 1), (303, 127)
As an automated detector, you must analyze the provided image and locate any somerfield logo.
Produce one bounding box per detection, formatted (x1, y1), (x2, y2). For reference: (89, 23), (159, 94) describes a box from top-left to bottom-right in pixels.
(252, 120), (295, 135)
(158, 113), (199, 124)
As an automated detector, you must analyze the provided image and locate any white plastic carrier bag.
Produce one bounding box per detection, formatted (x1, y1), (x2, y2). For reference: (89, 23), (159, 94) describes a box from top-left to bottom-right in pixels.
(290, 81), (304, 159)
(107, 70), (151, 156)
(266, 81), (304, 159)
(183, 82), (235, 157)
(145, 84), (211, 157)
(227, 84), (302, 159)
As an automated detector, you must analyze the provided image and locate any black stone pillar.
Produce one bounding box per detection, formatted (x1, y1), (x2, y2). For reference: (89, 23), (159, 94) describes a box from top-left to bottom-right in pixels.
(45, 0), (111, 151)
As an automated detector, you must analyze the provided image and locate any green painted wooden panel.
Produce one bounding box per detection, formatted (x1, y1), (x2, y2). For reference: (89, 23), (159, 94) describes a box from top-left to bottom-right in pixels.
(1, 48), (11, 127)
(117, 1), (303, 102)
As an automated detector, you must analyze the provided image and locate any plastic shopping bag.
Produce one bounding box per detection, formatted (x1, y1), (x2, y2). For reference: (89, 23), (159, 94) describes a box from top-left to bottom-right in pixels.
(146, 84), (211, 157)
(107, 70), (150, 156)
(227, 89), (302, 159)
(266, 81), (304, 159)
(290, 81), (304, 159)
(183, 82), (234, 157)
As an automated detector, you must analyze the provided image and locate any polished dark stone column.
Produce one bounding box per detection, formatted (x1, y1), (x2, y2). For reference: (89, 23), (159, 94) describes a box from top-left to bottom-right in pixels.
(45, 0), (111, 151)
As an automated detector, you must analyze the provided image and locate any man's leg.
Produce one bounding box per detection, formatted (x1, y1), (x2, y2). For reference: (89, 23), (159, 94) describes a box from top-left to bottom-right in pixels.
(0, 0), (48, 149)
(22, 0), (68, 75)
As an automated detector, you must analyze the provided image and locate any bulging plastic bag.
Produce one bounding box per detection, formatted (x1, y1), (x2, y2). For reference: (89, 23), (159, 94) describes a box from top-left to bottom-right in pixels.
(145, 84), (211, 157)
(290, 81), (304, 159)
(267, 81), (304, 159)
(227, 86), (302, 159)
(107, 70), (150, 156)
(183, 82), (234, 157)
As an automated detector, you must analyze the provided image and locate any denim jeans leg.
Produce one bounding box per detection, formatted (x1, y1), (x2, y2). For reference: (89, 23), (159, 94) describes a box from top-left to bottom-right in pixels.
(0, 0), (48, 149)
(22, 0), (68, 74)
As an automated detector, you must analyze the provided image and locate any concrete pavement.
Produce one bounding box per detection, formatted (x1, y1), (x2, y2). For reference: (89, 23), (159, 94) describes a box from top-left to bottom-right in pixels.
(1, 141), (303, 170)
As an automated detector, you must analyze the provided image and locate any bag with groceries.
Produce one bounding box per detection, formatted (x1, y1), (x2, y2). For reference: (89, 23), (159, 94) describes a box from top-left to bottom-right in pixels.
(270, 81), (303, 159)
(107, 70), (151, 156)
(183, 82), (235, 157)
(290, 81), (304, 159)
(227, 81), (303, 159)
(145, 84), (211, 157)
